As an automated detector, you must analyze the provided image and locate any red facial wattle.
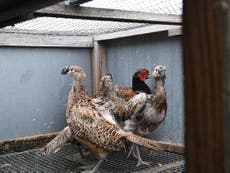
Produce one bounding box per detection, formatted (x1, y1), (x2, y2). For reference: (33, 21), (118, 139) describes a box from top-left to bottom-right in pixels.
(138, 73), (147, 81)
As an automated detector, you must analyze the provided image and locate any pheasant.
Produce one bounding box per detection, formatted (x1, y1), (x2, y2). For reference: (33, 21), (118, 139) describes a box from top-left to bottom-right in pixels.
(123, 65), (167, 166)
(42, 66), (87, 155)
(42, 70), (115, 155)
(96, 74), (152, 166)
(115, 68), (151, 101)
(61, 65), (162, 173)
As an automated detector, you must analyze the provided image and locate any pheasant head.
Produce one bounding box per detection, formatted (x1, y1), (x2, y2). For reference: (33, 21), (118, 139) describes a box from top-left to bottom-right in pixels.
(61, 65), (86, 81)
(152, 65), (166, 84)
(99, 74), (113, 96)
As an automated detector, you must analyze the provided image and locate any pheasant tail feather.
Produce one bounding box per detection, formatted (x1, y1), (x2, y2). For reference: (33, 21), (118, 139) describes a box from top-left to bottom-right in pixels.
(42, 127), (72, 155)
(125, 134), (162, 152)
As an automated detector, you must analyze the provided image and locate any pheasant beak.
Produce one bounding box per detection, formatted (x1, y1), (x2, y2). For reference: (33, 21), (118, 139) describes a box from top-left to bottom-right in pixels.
(61, 66), (69, 75)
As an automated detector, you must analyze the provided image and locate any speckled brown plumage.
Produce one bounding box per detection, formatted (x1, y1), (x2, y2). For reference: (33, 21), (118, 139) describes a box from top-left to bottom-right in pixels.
(62, 66), (161, 173)
(42, 67), (87, 156)
(42, 126), (72, 155)
(42, 72), (117, 156)
(97, 75), (148, 122)
(112, 92), (147, 121)
(65, 70), (160, 150)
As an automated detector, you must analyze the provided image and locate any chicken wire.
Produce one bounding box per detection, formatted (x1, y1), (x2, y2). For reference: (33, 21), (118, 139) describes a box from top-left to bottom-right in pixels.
(0, 143), (185, 172)
(5, 18), (147, 36)
(3, 0), (182, 36)
(83, 0), (182, 15)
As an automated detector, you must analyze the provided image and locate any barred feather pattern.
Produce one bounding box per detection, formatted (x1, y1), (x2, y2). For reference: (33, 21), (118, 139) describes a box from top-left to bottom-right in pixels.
(113, 93), (147, 121)
(70, 104), (125, 151)
(115, 87), (136, 101)
(42, 127), (72, 155)
(125, 133), (162, 152)
(95, 75), (147, 122)
(60, 68), (162, 163)
(70, 100), (161, 152)
(66, 80), (87, 124)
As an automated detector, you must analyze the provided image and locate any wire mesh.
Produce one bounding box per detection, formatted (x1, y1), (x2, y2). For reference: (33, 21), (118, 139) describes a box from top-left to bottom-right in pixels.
(5, 18), (147, 36)
(3, 0), (182, 36)
(0, 143), (185, 173)
(82, 0), (182, 15)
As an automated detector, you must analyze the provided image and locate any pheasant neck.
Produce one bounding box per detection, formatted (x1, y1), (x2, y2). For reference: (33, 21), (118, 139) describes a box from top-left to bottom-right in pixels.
(72, 79), (87, 97)
(154, 79), (164, 90)
(152, 78), (167, 114)
(66, 78), (87, 122)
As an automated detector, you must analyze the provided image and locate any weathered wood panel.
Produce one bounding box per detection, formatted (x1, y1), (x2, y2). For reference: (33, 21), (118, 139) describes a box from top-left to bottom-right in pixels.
(106, 33), (184, 145)
(91, 41), (107, 95)
(35, 5), (182, 25)
(94, 25), (181, 41)
(0, 32), (93, 47)
(0, 47), (92, 140)
(183, 0), (225, 172)
(224, 1), (230, 172)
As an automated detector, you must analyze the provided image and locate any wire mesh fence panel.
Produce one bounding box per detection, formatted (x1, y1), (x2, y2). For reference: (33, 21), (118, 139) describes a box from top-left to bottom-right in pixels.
(0, 143), (185, 173)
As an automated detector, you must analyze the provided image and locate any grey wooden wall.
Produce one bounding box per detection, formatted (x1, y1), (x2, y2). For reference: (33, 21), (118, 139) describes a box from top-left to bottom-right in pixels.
(0, 32), (184, 145)
(106, 32), (184, 144)
(0, 47), (91, 140)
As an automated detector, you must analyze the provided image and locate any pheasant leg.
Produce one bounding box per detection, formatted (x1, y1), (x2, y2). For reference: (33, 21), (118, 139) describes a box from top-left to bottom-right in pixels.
(82, 157), (106, 173)
(127, 144), (135, 158)
(134, 146), (151, 167)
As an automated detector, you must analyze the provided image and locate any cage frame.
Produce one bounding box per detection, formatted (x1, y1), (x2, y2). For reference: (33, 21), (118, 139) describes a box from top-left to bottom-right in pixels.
(0, 0), (227, 172)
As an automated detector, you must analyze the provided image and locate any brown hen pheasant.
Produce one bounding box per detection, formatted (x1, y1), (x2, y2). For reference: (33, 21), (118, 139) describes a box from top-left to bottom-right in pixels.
(42, 70), (115, 155)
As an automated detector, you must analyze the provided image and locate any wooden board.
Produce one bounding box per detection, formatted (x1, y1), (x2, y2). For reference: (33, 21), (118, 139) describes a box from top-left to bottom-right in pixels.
(91, 41), (107, 95)
(35, 5), (182, 25)
(0, 31), (93, 47)
(94, 25), (181, 41)
(0, 132), (184, 155)
(183, 0), (225, 172)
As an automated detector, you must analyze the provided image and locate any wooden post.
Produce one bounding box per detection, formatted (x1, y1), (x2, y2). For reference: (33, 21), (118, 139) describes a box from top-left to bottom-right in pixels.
(224, 1), (230, 172)
(91, 41), (107, 95)
(183, 0), (225, 172)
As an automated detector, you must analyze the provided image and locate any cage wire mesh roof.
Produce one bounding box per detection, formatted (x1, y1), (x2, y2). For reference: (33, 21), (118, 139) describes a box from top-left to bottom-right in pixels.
(83, 0), (182, 15)
(4, 0), (182, 36)
(5, 18), (147, 36)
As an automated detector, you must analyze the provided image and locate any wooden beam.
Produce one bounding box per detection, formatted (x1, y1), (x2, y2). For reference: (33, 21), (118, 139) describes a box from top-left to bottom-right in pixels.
(224, 1), (230, 172)
(35, 4), (182, 25)
(64, 0), (93, 6)
(183, 0), (225, 172)
(168, 26), (182, 37)
(0, 131), (185, 156)
(91, 41), (107, 95)
(94, 25), (181, 41)
(0, 0), (64, 28)
(158, 141), (184, 154)
(0, 31), (93, 47)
